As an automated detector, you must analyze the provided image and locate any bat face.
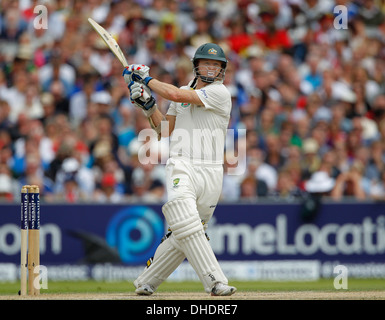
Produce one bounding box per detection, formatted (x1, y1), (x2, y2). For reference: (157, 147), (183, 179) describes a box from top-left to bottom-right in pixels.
(88, 18), (128, 67)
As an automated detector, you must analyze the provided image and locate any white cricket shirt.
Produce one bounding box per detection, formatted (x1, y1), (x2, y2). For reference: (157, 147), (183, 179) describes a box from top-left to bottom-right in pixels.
(166, 82), (232, 165)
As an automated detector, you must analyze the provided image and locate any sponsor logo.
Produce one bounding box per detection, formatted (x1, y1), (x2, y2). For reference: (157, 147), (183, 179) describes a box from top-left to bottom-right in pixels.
(200, 89), (208, 98)
(173, 178), (180, 187)
(106, 206), (164, 264)
(209, 215), (385, 257)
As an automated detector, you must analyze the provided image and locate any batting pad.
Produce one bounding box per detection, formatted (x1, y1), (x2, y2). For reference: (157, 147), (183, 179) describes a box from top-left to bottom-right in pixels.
(162, 198), (228, 292)
(134, 236), (185, 291)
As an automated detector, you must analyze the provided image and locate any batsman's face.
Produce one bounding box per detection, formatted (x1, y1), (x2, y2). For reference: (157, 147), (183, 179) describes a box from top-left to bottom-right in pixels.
(197, 59), (222, 78)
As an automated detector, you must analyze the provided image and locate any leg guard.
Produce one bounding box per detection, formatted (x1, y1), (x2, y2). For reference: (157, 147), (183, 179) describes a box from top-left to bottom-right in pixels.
(162, 198), (228, 293)
(134, 234), (185, 291)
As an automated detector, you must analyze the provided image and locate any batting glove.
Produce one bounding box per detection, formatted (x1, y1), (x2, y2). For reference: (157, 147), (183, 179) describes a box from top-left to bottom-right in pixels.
(128, 81), (157, 117)
(122, 67), (133, 84)
(126, 64), (153, 86)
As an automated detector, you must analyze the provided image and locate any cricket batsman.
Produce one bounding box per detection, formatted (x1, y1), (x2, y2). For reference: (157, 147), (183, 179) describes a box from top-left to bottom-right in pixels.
(123, 43), (236, 296)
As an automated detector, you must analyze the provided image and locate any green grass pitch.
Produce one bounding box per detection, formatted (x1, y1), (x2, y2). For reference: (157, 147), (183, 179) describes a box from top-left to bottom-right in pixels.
(1, 279), (385, 296)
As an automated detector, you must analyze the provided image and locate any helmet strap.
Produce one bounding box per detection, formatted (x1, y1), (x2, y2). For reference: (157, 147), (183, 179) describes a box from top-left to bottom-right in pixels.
(190, 77), (198, 89)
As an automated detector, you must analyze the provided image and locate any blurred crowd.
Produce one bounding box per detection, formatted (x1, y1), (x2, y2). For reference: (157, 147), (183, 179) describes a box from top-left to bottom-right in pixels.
(1, 0), (385, 203)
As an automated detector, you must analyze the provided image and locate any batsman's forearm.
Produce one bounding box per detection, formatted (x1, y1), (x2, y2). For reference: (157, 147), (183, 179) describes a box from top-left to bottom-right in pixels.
(148, 79), (184, 102)
(149, 107), (165, 128)
(148, 107), (170, 140)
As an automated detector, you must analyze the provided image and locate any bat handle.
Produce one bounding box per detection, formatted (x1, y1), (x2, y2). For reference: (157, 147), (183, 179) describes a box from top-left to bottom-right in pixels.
(128, 79), (152, 102)
(142, 89), (151, 101)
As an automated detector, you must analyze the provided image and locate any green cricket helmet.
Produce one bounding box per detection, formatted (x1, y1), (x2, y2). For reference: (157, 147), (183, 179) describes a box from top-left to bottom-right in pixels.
(192, 43), (228, 83)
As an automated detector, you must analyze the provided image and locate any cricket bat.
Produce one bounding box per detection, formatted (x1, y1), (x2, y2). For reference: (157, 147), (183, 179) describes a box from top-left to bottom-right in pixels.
(88, 17), (150, 100)
(88, 17), (128, 67)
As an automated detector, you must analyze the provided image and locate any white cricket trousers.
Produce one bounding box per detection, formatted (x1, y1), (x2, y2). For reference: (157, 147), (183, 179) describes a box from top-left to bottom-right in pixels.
(165, 157), (223, 222)
(134, 157), (227, 293)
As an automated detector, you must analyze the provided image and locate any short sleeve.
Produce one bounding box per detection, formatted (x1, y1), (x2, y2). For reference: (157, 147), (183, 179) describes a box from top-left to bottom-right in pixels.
(167, 101), (177, 116)
(195, 84), (231, 117)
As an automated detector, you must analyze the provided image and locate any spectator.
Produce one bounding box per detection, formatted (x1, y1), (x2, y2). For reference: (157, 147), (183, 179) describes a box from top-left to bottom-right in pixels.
(12, 118), (55, 172)
(189, 8), (214, 48)
(0, 174), (14, 201)
(240, 175), (268, 201)
(329, 101), (352, 138)
(89, 113), (119, 167)
(89, 37), (114, 77)
(291, 113), (311, 147)
(114, 100), (136, 153)
(54, 157), (95, 199)
(24, 82), (44, 120)
(226, 18), (253, 55)
(221, 152), (243, 202)
(90, 90), (113, 117)
(141, 179), (166, 203)
(247, 146), (277, 192)
(39, 92), (57, 124)
(255, 4), (292, 51)
(93, 154), (125, 192)
(264, 133), (286, 170)
(278, 120), (296, 159)
(69, 74), (98, 125)
(358, 0), (384, 33)
(283, 161), (304, 190)
(25, 10), (54, 56)
(93, 172), (125, 203)
(0, 100), (12, 130)
(0, 128), (12, 151)
(18, 153), (54, 198)
(270, 169), (303, 201)
(300, 137), (321, 179)
(319, 149), (341, 179)
(301, 53), (323, 92)
(365, 140), (385, 182)
(55, 175), (88, 203)
(1, 0), (385, 204)
(0, 6), (28, 44)
(0, 145), (13, 169)
(331, 160), (367, 200)
(0, 70), (29, 124)
(369, 169), (385, 201)
(0, 164), (18, 202)
(48, 79), (70, 115)
(44, 135), (74, 183)
(39, 48), (76, 98)
(129, 164), (152, 201)
(287, 0), (309, 63)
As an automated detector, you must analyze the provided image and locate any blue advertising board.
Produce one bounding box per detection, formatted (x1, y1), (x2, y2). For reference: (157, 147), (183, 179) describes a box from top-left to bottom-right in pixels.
(0, 204), (165, 265)
(0, 202), (385, 266)
(208, 203), (385, 263)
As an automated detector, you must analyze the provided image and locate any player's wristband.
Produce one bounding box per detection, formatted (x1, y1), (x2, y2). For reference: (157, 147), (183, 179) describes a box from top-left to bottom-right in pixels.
(143, 76), (153, 86)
